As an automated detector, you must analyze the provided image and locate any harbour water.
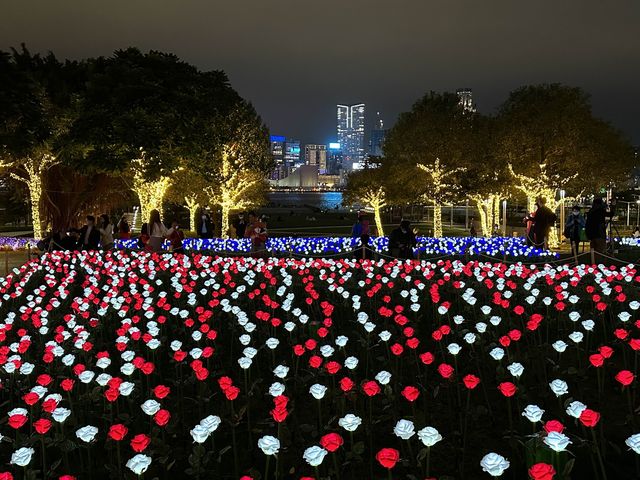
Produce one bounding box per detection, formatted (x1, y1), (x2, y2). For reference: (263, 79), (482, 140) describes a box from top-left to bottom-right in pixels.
(267, 191), (344, 211)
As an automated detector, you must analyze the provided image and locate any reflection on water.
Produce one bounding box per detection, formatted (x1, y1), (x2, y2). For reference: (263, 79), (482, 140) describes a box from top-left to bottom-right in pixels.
(267, 191), (344, 210)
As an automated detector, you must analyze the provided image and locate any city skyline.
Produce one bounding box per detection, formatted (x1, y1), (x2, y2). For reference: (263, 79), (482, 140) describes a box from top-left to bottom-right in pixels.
(1, 1), (638, 145)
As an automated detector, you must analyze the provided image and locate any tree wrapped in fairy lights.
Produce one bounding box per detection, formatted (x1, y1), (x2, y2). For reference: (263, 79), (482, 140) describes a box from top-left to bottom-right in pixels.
(205, 145), (266, 238)
(497, 84), (633, 246)
(384, 91), (473, 238)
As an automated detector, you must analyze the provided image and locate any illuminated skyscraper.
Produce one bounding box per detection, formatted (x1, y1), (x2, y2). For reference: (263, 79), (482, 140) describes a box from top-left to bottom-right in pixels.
(369, 112), (387, 158)
(456, 88), (475, 113)
(269, 135), (286, 180)
(337, 103), (365, 169)
(305, 144), (327, 174)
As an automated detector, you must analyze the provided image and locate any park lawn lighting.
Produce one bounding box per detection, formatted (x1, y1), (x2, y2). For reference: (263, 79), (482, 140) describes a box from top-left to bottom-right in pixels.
(111, 235), (558, 259)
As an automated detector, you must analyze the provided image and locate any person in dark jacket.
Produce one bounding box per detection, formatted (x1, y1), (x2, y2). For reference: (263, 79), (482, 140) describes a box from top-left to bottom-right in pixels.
(585, 198), (607, 253)
(197, 211), (214, 239)
(77, 215), (101, 250)
(388, 220), (417, 259)
(564, 205), (586, 256)
(532, 197), (557, 249)
(234, 213), (247, 239)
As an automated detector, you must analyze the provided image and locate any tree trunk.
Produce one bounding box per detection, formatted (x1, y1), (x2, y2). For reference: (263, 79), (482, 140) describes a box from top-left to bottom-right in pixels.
(433, 201), (443, 238)
(474, 198), (490, 238)
(492, 195), (501, 235)
(373, 203), (384, 237)
(220, 203), (230, 239)
(28, 175), (43, 239)
(185, 198), (199, 233)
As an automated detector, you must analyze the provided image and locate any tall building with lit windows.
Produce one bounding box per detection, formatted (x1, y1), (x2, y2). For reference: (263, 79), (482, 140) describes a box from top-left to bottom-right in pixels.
(456, 88), (476, 113)
(337, 103), (365, 169)
(305, 144), (327, 174)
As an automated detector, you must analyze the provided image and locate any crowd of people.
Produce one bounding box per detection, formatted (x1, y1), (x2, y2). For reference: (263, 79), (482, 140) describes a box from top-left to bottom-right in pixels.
(521, 195), (614, 256)
(37, 197), (624, 259)
(40, 209), (270, 254)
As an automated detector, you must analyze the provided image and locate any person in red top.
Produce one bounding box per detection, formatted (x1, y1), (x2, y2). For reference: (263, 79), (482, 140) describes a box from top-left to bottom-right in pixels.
(167, 221), (185, 254)
(244, 211), (267, 254)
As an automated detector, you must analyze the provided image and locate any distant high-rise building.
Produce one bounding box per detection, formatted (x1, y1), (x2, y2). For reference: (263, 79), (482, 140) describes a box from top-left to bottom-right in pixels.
(327, 142), (343, 175)
(337, 103), (365, 169)
(269, 135), (286, 180)
(284, 139), (301, 169)
(369, 112), (387, 158)
(456, 88), (475, 113)
(305, 144), (327, 174)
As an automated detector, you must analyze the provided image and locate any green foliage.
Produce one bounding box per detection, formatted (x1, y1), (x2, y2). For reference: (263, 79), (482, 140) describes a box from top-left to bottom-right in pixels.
(383, 91), (476, 202)
(0, 45), (86, 160)
(496, 83), (634, 196)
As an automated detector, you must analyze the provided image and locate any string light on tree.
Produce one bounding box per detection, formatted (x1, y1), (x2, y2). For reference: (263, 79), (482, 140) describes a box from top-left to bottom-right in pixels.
(128, 151), (175, 223)
(205, 145), (263, 239)
(508, 163), (577, 248)
(360, 187), (386, 236)
(0, 153), (59, 239)
(417, 158), (465, 238)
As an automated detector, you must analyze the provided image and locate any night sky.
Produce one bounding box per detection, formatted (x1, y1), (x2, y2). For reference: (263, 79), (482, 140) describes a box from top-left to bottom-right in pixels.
(3, 0), (639, 145)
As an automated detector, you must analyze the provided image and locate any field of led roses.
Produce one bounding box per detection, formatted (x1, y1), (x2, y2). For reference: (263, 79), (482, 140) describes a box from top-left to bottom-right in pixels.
(1, 251), (640, 479)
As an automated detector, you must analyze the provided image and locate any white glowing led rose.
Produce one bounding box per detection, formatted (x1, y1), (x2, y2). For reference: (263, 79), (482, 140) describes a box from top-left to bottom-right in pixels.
(141, 399), (161, 416)
(76, 425), (98, 443)
(258, 435), (280, 455)
(375, 370), (392, 385)
(566, 400), (587, 419)
(417, 426), (442, 447)
(190, 424), (210, 443)
(338, 414), (362, 432)
(480, 452), (510, 477)
(303, 445), (328, 466)
(393, 419), (416, 440)
(199, 415), (221, 434)
(549, 379), (569, 397)
(507, 362), (524, 378)
(543, 431), (572, 452)
(625, 433), (640, 454)
(126, 454), (152, 475)
(10, 447), (35, 467)
(522, 405), (544, 423)
(309, 384), (327, 400)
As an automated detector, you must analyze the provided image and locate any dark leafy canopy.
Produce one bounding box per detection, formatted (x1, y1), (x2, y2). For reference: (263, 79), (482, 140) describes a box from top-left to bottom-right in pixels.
(66, 48), (245, 178)
(192, 99), (273, 181)
(496, 84), (634, 194)
(0, 45), (86, 159)
(383, 91), (481, 201)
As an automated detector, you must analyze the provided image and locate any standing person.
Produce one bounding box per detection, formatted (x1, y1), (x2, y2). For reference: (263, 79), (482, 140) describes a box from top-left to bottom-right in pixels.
(532, 197), (557, 249)
(244, 211), (267, 253)
(351, 212), (370, 238)
(633, 226), (640, 239)
(469, 217), (477, 237)
(78, 215), (100, 250)
(117, 215), (131, 240)
(197, 211), (214, 239)
(148, 209), (168, 253)
(234, 213), (247, 239)
(388, 219), (417, 259)
(585, 198), (607, 254)
(139, 223), (151, 252)
(98, 214), (115, 250)
(564, 205), (586, 256)
(167, 221), (185, 254)
(523, 210), (536, 246)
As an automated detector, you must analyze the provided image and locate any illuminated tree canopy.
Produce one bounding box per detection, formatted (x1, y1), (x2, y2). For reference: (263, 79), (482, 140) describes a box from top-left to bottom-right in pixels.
(0, 46), (86, 237)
